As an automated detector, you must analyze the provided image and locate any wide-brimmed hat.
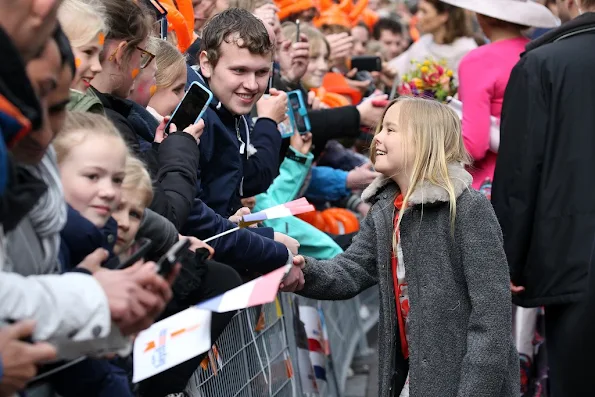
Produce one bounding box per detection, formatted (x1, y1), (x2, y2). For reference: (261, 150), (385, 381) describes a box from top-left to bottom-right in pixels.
(439, 0), (559, 28)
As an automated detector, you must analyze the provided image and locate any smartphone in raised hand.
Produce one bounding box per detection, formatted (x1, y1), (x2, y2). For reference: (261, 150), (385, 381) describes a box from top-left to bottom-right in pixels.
(165, 81), (213, 132)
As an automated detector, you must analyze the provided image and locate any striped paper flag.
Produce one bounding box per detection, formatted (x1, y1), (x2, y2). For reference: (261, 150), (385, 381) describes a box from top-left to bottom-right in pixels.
(241, 198), (315, 224)
(195, 265), (291, 313)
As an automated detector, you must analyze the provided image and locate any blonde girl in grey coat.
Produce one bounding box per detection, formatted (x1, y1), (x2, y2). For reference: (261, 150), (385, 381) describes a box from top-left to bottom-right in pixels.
(283, 97), (519, 397)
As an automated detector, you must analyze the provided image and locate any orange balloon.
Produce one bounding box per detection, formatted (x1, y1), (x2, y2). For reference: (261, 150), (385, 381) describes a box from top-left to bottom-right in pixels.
(175, 0), (195, 37)
(162, 2), (192, 53)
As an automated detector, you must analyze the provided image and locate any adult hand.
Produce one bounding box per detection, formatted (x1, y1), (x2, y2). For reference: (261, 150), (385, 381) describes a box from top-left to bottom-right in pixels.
(279, 35), (310, 84)
(93, 263), (172, 336)
(253, 3), (279, 27)
(279, 255), (306, 292)
(346, 163), (381, 189)
(307, 91), (329, 110)
(326, 33), (354, 62)
(274, 232), (300, 255)
(181, 235), (215, 259)
(356, 94), (388, 127)
(154, 117), (204, 144)
(229, 207), (251, 225)
(76, 247), (108, 274)
(0, 320), (57, 397)
(256, 88), (288, 124)
(241, 196), (257, 211)
(290, 131), (313, 155)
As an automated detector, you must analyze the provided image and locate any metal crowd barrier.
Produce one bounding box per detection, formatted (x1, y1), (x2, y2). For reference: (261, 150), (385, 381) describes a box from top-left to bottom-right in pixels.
(186, 287), (380, 397)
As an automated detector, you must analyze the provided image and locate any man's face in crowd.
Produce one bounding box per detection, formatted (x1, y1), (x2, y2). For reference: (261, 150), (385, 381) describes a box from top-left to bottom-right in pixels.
(12, 39), (61, 165)
(200, 35), (272, 116)
(378, 29), (406, 60)
(0, 0), (63, 62)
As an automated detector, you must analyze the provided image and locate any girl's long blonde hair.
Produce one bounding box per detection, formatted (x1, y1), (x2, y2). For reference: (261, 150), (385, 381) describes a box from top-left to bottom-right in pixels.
(154, 39), (187, 90)
(370, 97), (471, 234)
(58, 0), (107, 48)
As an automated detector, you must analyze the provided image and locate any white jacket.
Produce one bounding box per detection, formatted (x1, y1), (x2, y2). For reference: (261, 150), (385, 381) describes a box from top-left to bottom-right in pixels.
(1, 225), (130, 359)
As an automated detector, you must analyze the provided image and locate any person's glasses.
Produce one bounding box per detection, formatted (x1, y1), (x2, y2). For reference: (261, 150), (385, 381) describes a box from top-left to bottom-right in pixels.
(136, 46), (156, 69)
(108, 45), (155, 69)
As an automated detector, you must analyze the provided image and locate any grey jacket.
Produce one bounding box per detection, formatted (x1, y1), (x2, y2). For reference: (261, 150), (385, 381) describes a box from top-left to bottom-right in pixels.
(300, 164), (519, 396)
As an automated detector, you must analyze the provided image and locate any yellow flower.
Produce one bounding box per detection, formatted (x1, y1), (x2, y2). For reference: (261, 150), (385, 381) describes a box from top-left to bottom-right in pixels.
(446, 69), (453, 77)
(423, 60), (430, 66)
(413, 78), (423, 88)
(420, 66), (429, 74)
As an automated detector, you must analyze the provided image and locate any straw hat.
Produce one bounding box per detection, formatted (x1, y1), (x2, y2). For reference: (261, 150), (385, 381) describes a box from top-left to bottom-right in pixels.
(439, 0), (559, 28)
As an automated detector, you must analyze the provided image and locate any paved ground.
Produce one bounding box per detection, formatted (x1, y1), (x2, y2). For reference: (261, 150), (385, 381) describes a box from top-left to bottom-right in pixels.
(344, 323), (379, 397)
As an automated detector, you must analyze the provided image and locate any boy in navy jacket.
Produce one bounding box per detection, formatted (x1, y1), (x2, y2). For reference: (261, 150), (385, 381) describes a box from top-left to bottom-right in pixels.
(182, 9), (298, 275)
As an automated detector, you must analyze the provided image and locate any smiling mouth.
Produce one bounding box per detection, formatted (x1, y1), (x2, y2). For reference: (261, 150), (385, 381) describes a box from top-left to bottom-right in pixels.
(376, 150), (387, 156)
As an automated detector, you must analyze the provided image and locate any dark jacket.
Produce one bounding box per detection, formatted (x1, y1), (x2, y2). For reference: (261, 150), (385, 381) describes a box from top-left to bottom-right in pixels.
(300, 165), (518, 397)
(58, 205), (118, 271)
(92, 88), (200, 230)
(0, 26), (46, 230)
(54, 206), (132, 397)
(182, 73), (290, 273)
(492, 12), (595, 307)
(128, 102), (200, 230)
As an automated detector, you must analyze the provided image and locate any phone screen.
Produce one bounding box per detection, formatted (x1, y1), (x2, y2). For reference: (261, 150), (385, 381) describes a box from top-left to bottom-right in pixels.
(289, 94), (307, 133)
(169, 84), (212, 130)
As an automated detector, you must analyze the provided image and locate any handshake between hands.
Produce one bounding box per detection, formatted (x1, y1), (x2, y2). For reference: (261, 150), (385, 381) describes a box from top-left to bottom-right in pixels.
(279, 255), (306, 293)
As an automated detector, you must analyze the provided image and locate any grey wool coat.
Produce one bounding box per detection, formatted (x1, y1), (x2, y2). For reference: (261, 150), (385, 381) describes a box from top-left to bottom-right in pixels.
(299, 164), (519, 397)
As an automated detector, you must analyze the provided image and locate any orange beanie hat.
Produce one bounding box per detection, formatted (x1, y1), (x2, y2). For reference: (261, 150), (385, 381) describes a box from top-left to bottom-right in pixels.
(275, 0), (317, 21)
(313, 4), (352, 28)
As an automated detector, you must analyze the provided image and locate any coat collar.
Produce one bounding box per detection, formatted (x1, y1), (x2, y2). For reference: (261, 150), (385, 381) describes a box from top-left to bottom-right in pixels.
(525, 12), (595, 53)
(361, 163), (473, 206)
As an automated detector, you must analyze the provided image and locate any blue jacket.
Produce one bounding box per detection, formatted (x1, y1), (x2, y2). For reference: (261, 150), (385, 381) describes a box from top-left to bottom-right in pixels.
(58, 205), (118, 271)
(305, 166), (351, 202)
(182, 72), (290, 273)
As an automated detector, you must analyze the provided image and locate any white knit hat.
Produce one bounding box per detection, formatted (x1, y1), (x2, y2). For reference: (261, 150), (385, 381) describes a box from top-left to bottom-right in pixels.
(440, 0), (559, 28)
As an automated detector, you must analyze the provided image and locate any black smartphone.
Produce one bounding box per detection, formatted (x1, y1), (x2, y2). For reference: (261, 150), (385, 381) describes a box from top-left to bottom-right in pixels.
(165, 81), (213, 132)
(295, 19), (300, 42)
(156, 238), (191, 277)
(116, 238), (153, 270)
(350, 55), (382, 72)
(27, 357), (88, 387)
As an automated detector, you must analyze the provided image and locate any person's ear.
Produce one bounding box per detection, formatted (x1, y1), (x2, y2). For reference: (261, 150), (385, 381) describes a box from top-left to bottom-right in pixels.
(113, 41), (128, 66)
(199, 51), (213, 78)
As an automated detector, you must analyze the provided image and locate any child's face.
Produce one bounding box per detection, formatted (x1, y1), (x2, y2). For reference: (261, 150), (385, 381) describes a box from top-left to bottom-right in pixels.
(373, 103), (416, 178)
(72, 34), (104, 93)
(59, 135), (127, 227)
(112, 187), (145, 255)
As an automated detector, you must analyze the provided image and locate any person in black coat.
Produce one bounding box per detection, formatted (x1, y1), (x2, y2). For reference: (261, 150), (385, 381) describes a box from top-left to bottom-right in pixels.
(492, 4), (595, 396)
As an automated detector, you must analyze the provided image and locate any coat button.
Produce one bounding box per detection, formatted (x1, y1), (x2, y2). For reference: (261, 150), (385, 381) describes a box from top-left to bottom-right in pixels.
(92, 325), (102, 337)
(422, 359), (428, 366)
(107, 234), (114, 244)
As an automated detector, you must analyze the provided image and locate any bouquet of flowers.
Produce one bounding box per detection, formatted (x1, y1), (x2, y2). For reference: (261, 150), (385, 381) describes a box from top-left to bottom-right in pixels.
(397, 59), (457, 102)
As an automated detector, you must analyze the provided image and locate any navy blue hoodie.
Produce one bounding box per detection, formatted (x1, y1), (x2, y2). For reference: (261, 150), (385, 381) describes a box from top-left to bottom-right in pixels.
(182, 72), (290, 274)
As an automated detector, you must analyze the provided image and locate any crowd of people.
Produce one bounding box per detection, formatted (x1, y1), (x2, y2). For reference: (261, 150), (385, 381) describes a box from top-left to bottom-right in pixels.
(0, 0), (594, 396)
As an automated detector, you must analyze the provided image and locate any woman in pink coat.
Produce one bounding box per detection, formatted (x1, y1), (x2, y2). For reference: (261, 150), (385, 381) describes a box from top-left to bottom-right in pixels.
(442, 0), (558, 190)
